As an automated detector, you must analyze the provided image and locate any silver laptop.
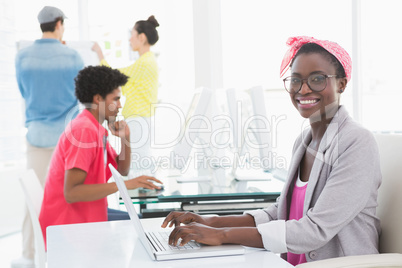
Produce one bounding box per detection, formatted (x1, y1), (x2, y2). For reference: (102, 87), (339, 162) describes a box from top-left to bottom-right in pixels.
(109, 164), (245, 261)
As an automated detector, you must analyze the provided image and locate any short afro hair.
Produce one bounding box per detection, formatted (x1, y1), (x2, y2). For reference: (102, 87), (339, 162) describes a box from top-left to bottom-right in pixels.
(75, 65), (128, 104)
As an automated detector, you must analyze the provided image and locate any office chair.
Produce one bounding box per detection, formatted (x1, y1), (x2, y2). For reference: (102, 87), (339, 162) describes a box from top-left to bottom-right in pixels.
(19, 169), (46, 268)
(296, 133), (402, 267)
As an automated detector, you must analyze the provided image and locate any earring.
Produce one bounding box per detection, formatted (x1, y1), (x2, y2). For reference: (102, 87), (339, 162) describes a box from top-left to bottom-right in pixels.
(339, 89), (344, 93)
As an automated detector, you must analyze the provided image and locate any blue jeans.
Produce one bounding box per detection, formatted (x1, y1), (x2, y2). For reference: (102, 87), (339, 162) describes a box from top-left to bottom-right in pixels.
(107, 208), (130, 221)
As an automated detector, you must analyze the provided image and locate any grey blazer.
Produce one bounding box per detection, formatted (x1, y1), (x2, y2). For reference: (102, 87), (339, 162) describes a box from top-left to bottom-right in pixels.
(249, 106), (381, 262)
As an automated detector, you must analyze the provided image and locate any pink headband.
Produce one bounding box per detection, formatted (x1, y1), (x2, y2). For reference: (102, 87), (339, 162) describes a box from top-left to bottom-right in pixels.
(279, 36), (352, 82)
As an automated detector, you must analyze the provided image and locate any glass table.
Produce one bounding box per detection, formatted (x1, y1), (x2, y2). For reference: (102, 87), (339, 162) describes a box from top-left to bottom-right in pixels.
(124, 169), (286, 218)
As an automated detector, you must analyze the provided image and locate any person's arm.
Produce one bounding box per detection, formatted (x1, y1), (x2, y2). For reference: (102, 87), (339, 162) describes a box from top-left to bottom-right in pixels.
(63, 125), (163, 204)
(64, 168), (118, 203)
(209, 214), (257, 227)
(109, 120), (131, 176)
(15, 56), (26, 98)
(167, 223), (264, 248)
(92, 42), (105, 61)
(108, 120), (164, 189)
(283, 126), (382, 254)
(162, 211), (256, 228)
(92, 42), (130, 74)
(64, 168), (163, 204)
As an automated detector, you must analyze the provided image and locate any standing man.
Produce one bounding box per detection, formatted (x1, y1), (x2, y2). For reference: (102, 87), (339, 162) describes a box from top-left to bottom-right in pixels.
(13, 6), (84, 268)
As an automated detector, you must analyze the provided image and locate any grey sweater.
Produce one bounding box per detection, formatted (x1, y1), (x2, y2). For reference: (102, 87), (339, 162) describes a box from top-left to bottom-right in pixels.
(247, 106), (381, 262)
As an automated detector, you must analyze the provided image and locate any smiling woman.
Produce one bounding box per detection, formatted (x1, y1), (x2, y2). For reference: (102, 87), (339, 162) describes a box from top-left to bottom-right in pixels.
(287, 50), (347, 121)
(161, 36), (382, 266)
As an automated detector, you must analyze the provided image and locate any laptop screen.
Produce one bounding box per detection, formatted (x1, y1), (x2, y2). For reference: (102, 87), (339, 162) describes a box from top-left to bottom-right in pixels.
(108, 164), (156, 260)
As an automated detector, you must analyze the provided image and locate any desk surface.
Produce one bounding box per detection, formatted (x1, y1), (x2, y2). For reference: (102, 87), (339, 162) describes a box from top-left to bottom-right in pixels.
(47, 218), (294, 268)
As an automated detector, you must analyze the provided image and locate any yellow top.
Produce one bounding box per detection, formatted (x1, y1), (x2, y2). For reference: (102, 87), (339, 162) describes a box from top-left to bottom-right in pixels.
(101, 51), (158, 118)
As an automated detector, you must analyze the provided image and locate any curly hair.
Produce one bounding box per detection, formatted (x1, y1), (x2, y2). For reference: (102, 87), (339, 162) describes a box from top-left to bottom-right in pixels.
(75, 65), (128, 104)
(291, 43), (346, 78)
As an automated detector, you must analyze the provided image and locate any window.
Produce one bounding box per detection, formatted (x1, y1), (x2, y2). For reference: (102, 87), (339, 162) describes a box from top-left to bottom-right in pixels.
(220, 0), (353, 167)
(86, 0), (195, 155)
(360, 0), (402, 132)
(0, 0), (24, 167)
(3, 0), (401, 172)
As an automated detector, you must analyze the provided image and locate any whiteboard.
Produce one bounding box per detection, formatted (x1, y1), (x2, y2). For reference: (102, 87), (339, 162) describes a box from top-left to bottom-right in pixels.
(17, 40), (100, 66)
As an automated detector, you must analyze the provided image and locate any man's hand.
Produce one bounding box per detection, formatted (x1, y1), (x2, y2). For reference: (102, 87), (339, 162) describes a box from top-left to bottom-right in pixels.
(125, 175), (163, 190)
(109, 120), (130, 140)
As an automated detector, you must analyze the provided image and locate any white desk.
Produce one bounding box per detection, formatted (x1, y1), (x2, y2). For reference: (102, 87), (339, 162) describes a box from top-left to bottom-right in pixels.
(47, 218), (294, 268)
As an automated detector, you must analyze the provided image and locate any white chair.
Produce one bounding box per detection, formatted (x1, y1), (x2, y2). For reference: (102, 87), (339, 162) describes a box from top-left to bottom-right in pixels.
(19, 169), (46, 268)
(296, 133), (402, 267)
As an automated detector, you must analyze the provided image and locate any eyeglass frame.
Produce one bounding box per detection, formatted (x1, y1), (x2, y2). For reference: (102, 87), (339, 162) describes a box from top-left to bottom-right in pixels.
(282, 74), (339, 94)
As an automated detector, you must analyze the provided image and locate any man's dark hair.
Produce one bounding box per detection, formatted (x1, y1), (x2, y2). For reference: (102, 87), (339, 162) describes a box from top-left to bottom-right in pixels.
(40, 17), (64, 32)
(134, 15), (160, 45)
(75, 66), (128, 104)
(291, 43), (346, 78)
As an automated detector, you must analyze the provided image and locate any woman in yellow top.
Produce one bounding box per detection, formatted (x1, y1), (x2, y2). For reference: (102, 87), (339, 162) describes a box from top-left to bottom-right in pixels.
(92, 16), (160, 174)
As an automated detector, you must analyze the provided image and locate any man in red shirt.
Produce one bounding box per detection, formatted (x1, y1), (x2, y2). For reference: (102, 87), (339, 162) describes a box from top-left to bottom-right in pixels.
(39, 66), (162, 245)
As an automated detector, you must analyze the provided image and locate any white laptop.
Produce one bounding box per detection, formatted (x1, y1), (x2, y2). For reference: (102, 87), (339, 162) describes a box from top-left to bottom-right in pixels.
(109, 164), (245, 261)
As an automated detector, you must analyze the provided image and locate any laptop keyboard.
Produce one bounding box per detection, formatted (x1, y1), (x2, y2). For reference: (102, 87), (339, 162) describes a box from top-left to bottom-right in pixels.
(147, 231), (201, 252)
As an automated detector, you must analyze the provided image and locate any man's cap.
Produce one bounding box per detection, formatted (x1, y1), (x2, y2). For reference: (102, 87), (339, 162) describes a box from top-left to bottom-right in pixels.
(37, 6), (67, 24)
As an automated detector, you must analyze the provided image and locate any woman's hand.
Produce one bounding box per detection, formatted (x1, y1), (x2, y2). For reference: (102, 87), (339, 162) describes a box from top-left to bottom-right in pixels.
(162, 213), (264, 248)
(91, 42), (105, 61)
(168, 223), (226, 246)
(125, 175), (163, 190)
(161, 211), (212, 228)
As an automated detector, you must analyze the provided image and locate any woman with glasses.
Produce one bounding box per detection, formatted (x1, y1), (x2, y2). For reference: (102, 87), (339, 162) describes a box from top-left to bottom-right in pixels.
(161, 36), (381, 265)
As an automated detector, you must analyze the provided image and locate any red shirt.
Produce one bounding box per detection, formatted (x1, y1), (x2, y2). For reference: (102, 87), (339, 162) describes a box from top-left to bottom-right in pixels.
(39, 109), (118, 245)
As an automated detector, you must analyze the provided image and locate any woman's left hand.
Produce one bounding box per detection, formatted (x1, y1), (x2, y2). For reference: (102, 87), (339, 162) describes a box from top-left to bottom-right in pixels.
(168, 222), (226, 246)
(91, 42), (105, 60)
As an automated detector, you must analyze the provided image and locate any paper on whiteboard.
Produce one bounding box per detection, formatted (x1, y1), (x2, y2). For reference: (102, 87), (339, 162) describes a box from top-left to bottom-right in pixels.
(64, 41), (99, 66)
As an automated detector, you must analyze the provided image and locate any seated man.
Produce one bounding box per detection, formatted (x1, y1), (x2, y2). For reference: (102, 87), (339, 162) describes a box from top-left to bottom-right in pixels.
(39, 66), (162, 245)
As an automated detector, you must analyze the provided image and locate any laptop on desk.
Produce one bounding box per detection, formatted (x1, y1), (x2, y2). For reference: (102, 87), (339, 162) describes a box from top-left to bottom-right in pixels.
(108, 164), (245, 261)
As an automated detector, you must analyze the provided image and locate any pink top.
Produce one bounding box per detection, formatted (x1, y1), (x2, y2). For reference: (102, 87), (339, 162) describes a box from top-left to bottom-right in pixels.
(287, 177), (308, 266)
(39, 109), (118, 247)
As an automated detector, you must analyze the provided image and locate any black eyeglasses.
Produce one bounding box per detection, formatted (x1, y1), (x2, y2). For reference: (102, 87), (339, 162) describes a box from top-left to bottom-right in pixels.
(283, 74), (338, 94)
